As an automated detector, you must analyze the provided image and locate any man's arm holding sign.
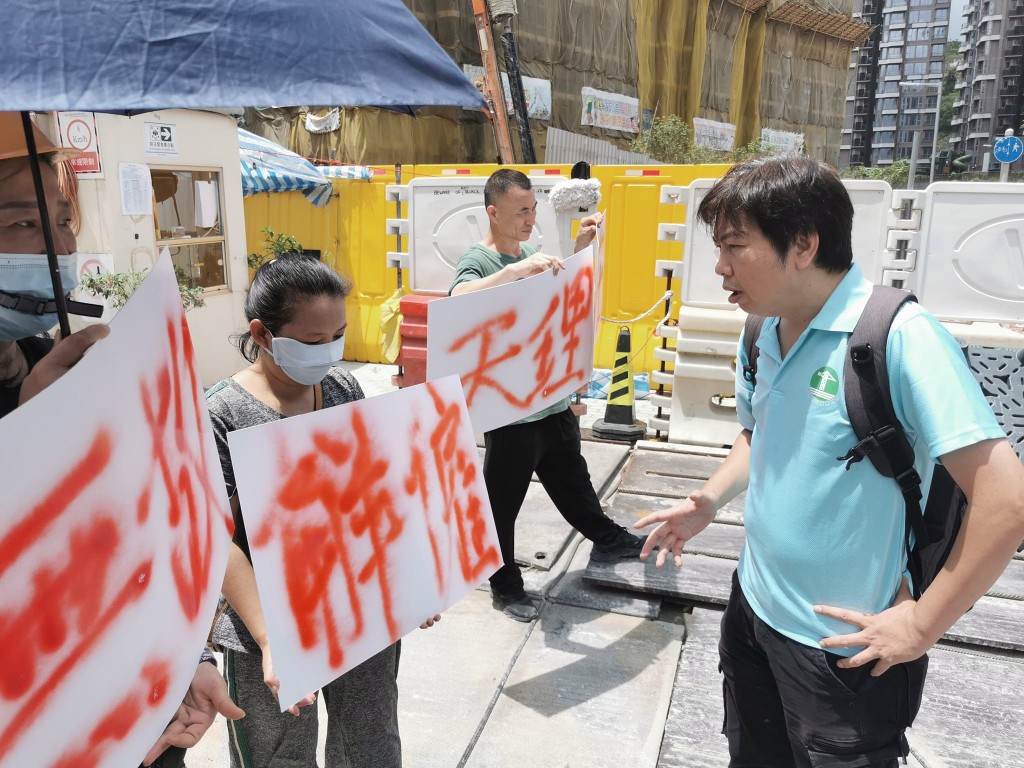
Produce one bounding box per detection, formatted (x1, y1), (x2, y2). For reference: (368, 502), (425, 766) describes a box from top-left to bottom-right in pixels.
(450, 252), (564, 296)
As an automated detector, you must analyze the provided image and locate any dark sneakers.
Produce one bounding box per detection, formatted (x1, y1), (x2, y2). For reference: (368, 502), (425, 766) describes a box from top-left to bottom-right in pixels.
(491, 587), (539, 622)
(591, 527), (647, 563)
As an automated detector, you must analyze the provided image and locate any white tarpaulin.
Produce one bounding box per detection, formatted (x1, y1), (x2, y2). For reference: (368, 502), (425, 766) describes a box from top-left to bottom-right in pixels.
(693, 117), (736, 151)
(580, 87), (639, 133)
(463, 65), (552, 121)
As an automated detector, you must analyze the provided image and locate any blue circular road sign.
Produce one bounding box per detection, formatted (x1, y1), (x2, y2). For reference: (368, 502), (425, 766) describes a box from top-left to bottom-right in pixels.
(993, 135), (1024, 164)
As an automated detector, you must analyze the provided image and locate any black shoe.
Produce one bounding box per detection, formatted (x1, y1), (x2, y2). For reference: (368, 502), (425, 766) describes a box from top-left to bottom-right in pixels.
(591, 528), (646, 563)
(490, 588), (539, 622)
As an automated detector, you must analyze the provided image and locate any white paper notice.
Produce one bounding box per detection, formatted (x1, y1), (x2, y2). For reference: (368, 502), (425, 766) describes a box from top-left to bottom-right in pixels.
(0, 254), (233, 768)
(120, 162), (153, 216)
(227, 376), (499, 711)
(427, 247), (596, 434)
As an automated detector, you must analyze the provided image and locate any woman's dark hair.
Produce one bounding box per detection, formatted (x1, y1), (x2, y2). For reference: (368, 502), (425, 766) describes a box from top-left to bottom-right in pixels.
(696, 156), (854, 274)
(236, 253), (353, 362)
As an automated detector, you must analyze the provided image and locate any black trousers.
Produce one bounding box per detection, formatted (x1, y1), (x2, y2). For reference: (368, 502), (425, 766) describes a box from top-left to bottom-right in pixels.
(139, 746), (186, 768)
(719, 572), (928, 768)
(483, 407), (621, 594)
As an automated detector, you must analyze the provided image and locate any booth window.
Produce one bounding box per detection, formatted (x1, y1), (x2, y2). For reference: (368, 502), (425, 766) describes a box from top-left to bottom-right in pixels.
(152, 168), (227, 291)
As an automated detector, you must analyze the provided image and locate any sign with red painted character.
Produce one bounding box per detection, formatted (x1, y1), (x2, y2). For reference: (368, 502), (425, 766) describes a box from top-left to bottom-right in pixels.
(0, 255), (233, 767)
(426, 247), (596, 434)
(227, 376), (498, 711)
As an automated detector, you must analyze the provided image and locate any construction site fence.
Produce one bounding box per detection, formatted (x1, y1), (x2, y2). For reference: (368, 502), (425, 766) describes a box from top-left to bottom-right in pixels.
(242, 163), (731, 373)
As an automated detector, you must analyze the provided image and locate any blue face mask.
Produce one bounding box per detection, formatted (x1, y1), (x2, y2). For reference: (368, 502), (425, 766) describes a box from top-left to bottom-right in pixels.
(0, 253), (80, 341)
(268, 333), (346, 386)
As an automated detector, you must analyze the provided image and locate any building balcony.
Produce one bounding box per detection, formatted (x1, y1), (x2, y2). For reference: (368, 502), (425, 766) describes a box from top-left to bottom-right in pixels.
(974, 74), (998, 82)
(979, 34), (1003, 43)
(981, 15), (1004, 23)
(968, 131), (992, 139)
(951, 116), (964, 126)
(953, 99), (966, 108)
(970, 112), (994, 121)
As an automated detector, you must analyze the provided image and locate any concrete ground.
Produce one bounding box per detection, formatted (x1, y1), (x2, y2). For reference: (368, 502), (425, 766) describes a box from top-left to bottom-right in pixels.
(184, 362), (1021, 767)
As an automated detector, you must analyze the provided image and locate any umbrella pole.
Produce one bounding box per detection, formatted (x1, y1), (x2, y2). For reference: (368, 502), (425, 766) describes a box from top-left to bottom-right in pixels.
(20, 111), (72, 338)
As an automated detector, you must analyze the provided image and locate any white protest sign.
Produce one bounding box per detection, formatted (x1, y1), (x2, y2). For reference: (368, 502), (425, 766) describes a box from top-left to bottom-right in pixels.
(427, 247), (596, 434)
(0, 254), (233, 768)
(227, 376), (499, 711)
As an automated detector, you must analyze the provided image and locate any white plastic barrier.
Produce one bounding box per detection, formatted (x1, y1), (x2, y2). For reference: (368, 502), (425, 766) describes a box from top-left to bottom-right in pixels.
(385, 175), (568, 295)
(656, 179), (1024, 447)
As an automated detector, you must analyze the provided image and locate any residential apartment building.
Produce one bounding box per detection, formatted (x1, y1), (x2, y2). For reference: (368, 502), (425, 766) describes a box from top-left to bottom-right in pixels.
(951, 0), (1024, 167)
(841, 0), (951, 168)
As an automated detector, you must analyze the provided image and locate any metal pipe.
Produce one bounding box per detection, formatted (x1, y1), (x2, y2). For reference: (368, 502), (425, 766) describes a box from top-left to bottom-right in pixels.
(907, 130), (921, 190)
(471, 0), (515, 163)
(499, 20), (536, 164)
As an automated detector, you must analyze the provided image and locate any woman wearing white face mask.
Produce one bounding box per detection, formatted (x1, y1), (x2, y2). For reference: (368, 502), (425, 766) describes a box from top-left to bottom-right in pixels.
(205, 253), (421, 768)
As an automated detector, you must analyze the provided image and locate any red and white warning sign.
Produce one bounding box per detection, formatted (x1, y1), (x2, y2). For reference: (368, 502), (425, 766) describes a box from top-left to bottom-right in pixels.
(55, 111), (103, 178)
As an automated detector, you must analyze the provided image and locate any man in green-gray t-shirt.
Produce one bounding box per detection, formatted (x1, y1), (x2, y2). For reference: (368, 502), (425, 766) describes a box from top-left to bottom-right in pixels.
(448, 168), (645, 622)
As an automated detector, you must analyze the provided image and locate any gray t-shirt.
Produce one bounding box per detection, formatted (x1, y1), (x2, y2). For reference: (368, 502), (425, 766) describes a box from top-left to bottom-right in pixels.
(205, 367), (364, 654)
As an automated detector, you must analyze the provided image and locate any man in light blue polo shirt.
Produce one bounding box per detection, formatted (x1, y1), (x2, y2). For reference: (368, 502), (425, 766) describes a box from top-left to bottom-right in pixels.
(636, 156), (1024, 766)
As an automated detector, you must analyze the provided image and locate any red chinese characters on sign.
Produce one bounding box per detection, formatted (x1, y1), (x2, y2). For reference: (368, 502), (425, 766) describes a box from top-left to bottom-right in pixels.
(253, 411), (405, 671)
(448, 262), (594, 410)
(246, 379), (497, 685)
(404, 383), (500, 593)
(139, 316), (232, 620)
(0, 305), (231, 767)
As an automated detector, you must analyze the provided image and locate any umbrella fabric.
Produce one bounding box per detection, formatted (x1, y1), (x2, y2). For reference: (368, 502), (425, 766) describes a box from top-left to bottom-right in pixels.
(1, 0), (486, 113)
(238, 128), (333, 208)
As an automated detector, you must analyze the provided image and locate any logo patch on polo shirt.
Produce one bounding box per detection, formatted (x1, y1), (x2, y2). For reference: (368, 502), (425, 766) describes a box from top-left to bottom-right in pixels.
(809, 366), (840, 404)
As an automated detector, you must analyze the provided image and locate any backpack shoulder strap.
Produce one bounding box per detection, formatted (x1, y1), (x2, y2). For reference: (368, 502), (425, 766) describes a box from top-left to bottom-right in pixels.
(841, 284), (919, 479)
(742, 314), (767, 388)
(840, 285), (931, 594)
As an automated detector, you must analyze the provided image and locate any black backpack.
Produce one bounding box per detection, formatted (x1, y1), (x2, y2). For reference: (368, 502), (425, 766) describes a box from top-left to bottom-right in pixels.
(742, 285), (967, 600)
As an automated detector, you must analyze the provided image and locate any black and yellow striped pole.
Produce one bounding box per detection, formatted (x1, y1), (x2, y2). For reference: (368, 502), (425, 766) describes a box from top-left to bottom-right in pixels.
(592, 326), (646, 443)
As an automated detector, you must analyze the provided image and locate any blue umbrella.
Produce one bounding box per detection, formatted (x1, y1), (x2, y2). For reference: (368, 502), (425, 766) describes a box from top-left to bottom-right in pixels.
(2, 0), (486, 113)
(2, 0), (487, 333)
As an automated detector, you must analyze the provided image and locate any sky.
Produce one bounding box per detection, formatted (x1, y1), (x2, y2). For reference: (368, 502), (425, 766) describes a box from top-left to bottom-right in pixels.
(950, 0), (968, 39)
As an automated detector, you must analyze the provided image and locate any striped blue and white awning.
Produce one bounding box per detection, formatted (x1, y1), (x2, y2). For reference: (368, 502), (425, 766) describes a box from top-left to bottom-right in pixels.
(321, 165), (374, 180)
(238, 128), (334, 208)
